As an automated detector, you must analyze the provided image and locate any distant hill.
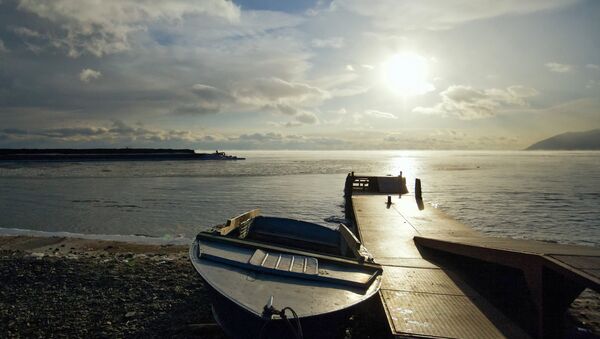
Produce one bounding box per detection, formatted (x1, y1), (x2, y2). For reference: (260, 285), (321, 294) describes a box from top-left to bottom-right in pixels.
(526, 129), (600, 150)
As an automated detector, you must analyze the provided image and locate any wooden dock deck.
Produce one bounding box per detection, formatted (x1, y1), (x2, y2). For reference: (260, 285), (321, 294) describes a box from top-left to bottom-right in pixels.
(345, 174), (600, 339)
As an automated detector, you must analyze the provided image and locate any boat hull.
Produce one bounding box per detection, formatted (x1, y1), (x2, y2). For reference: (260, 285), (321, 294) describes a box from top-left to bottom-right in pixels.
(206, 283), (354, 339)
(189, 215), (382, 338)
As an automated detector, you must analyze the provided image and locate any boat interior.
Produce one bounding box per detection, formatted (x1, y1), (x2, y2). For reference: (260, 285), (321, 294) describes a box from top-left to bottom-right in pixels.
(192, 209), (382, 292)
(213, 209), (370, 260)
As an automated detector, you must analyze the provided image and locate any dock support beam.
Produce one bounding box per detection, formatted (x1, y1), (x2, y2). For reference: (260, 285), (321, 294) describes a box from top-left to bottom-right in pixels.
(524, 266), (585, 339)
(414, 236), (598, 339)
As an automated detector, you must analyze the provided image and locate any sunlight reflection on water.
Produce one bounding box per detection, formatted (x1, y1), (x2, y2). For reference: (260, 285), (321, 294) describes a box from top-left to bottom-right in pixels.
(0, 150), (598, 246)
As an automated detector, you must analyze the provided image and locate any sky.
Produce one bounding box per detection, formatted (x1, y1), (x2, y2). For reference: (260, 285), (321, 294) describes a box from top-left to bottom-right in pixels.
(0, 0), (599, 150)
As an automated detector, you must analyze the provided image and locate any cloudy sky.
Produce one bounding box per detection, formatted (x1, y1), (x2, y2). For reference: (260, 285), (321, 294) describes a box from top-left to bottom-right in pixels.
(0, 0), (598, 149)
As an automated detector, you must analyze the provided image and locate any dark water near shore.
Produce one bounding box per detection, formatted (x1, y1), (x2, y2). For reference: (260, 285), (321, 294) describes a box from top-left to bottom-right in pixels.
(0, 151), (599, 246)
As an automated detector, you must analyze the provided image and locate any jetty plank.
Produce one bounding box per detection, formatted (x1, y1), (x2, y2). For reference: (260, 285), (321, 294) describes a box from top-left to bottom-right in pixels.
(351, 193), (529, 338)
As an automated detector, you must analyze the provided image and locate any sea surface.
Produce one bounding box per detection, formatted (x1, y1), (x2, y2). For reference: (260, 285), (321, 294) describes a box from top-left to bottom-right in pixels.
(0, 151), (599, 247)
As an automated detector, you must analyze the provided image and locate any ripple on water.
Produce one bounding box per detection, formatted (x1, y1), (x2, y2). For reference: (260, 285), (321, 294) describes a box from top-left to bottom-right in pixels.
(0, 151), (598, 246)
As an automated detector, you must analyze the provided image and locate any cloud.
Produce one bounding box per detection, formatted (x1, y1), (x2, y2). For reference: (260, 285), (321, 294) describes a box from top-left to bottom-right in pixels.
(333, 0), (579, 30)
(173, 84), (233, 115)
(364, 109), (397, 119)
(38, 127), (109, 138)
(172, 79), (326, 123)
(229, 132), (347, 149)
(191, 84), (229, 101)
(0, 120), (189, 143)
(79, 68), (102, 83)
(0, 121), (351, 149)
(268, 121), (303, 128)
(413, 85), (539, 120)
(233, 77), (328, 106)
(0, 0), (315, 132)
(230, 77), (327, 125)
(11, 26), (41, 38)
(545, 62), (573, 73)
(382, 129), (522, 150)
(295, 111), (319, 124)
(264, 106), (319, 125)
(1, 128), (29, 135)
(263, 103), (297, 116)
(2, 0), (593, 151)
(311, 37), (344, 48)
(0, 39), (7, 53)
(172, 102), (221, 115)
(586, 64), (600, 70)
(169, 80), (324, 124)
(16, 0), (241, 57)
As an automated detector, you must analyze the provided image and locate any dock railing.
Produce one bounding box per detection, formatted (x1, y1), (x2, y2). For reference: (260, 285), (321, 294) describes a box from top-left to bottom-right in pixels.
(344, 172), (408, 196)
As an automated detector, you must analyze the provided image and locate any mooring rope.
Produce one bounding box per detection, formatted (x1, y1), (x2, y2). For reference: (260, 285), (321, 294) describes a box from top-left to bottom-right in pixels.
(259, 302), (303, 339)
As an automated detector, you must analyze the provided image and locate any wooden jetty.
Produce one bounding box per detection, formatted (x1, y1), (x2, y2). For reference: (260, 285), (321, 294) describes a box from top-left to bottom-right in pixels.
(344, 173), (600, 339)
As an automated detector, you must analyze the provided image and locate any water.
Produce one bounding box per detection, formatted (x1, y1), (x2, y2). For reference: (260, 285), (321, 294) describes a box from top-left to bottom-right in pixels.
(0, 151), (598, 246)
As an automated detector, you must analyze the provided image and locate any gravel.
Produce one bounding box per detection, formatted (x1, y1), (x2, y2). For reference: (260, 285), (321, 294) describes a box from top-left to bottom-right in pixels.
(0, 250), (225, 338)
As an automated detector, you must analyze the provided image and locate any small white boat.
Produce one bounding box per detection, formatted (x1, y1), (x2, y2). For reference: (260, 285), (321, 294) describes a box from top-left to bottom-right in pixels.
(189, 209), (382, 338)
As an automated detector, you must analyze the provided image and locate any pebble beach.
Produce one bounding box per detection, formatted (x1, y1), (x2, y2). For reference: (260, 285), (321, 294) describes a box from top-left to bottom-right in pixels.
(1, 235), (598, 338)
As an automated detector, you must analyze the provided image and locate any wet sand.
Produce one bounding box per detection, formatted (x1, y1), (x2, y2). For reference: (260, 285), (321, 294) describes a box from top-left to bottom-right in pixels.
(0, 235), (598, 338)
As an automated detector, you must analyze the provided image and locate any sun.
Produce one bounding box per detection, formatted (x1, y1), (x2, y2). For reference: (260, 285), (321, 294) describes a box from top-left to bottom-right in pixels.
(382, 53), (433, 96)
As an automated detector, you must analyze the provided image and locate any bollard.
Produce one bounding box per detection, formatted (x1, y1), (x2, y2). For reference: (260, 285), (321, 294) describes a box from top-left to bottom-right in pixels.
(387, 195), (392, 205)
(415, 178), (422, 200)
(398, 171), (403, 198)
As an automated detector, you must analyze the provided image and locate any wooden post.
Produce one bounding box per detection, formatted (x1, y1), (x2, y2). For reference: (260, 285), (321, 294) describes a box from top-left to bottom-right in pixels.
(344, 173), (353, 197)
(415, 178), (422, 200)
(398, 171), (402, 198)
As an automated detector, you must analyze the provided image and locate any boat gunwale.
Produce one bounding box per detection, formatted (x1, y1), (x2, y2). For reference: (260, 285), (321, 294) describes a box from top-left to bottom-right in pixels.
(195, 231), (382, 271)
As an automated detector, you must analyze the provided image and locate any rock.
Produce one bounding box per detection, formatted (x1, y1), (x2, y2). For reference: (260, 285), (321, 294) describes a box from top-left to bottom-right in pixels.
(125, 311), (136, 318)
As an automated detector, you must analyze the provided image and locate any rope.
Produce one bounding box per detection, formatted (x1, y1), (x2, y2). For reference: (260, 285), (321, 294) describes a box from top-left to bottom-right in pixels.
(282, 307), (303, 339)
(259, 305), (303, 339)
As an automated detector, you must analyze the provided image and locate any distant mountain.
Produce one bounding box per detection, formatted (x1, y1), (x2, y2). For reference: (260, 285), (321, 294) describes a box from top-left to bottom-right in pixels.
(526, 129), (600, 150)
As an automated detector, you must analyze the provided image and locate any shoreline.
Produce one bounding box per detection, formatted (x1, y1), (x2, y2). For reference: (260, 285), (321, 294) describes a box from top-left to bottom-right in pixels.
(0, 227), (192, 246)
(1, 235), (599, 338)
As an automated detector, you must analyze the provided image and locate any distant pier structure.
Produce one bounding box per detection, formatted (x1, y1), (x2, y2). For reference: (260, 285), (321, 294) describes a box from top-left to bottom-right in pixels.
(344, 173), (600, 338)
(0, 148), (245, 161)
